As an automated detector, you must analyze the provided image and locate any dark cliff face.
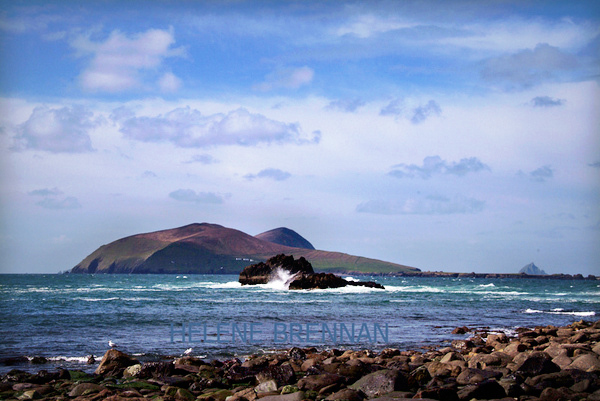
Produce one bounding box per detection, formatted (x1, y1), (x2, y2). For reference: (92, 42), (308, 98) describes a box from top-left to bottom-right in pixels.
(254, 228), (315, 250)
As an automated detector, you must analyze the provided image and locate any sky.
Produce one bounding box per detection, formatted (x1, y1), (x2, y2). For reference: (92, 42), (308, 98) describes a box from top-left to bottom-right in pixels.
(0, 0), (599, 275)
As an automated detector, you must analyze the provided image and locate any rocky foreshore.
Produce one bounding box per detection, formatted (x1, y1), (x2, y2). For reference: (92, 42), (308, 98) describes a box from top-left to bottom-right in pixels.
(2, 320), (600, 400)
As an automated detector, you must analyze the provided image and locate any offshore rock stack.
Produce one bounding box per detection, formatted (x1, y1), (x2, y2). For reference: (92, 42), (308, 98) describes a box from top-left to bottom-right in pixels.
(2, 320), (600, 400)
(239, 254), (385, 290)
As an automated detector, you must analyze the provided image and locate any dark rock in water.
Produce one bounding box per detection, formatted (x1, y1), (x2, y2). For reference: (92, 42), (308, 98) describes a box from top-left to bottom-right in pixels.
(288, 273), (348, 289)
(239, 254), (385, 290)
(94, 349), (139, 377)
(239, 254), (314, 285)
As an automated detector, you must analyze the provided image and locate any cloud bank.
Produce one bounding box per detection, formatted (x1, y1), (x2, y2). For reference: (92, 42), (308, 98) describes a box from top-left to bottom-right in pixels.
(13, 105), (97, 153)
(115, 107), (319, 148)
(169, 189), (224, 204)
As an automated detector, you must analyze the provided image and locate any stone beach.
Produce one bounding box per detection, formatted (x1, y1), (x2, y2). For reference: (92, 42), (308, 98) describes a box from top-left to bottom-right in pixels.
(2, 319), (600, 401)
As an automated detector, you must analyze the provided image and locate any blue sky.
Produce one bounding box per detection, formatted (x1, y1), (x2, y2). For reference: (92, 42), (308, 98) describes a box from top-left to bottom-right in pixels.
(1, 0), (599, 275)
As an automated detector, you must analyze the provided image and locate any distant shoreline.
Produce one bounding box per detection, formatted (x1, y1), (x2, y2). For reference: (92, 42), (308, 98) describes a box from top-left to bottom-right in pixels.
(337, 271), (599, 280)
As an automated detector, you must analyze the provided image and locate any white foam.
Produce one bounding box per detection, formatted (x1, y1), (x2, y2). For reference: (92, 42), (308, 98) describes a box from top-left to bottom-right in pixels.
(343, 276), (360, 282)
(479, 283), (495, 288)
(523, 308), (595, 316)
(263, 268), (301, 291)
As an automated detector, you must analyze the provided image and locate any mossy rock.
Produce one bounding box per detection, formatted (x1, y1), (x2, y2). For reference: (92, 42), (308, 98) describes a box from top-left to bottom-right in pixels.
(68, 370), (95, 382)
(281, 385), (299, 394)
(304, 389), (318, 400)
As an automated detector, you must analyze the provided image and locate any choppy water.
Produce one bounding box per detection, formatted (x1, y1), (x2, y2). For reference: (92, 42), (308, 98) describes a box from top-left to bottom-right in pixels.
(0, 274), (598, 373)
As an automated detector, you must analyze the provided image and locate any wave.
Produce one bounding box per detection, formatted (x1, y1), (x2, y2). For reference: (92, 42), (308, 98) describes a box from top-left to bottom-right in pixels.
(479, 283), (495, 288)
(343, 276), (360, 282)
(523, 308), (596, 317)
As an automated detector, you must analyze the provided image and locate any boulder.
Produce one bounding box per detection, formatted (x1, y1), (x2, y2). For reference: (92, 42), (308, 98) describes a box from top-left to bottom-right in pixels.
(349, 369), (408, 398)
(325, 388), (365, 401)
(516, 352), (560, 376)
(297, 373), (345, 391)
(568, 353), (600, 372)
(94, 349), (139, 377)
(456, 379), (506, 400)
(256, 364), (296, 386)
(68, 382), (106, 397)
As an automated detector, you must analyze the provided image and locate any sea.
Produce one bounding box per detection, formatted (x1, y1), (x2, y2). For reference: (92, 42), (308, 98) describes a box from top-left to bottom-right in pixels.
(0, 273), (598, 374)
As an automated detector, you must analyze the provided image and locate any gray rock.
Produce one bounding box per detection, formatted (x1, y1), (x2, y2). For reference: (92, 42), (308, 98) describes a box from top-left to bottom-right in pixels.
(349, 369), (408, 398)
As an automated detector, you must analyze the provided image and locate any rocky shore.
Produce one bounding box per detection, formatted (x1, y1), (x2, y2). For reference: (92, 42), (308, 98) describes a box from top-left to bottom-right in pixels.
(2, 320), (600, 400)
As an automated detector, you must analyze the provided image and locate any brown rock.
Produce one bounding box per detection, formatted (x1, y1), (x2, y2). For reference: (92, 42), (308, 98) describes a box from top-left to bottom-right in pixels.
(456, 367), (501, 385)
(456, 379), (506, 400)
(568, 353), (600, 372)
(94, 349), (139, 377)
(324, 388), (365, 401)
(256, 363), (295, 386)
(516, 351), (560, 376)
(297, 373), (345, 391)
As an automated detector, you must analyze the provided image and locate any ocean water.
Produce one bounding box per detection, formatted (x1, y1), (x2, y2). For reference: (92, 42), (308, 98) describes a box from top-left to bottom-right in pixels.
(0, 273), (598, 374)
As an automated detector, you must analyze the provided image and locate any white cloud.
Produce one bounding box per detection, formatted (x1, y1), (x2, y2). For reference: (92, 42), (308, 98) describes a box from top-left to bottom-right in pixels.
(71, 28), (184, 92)
(334, 14), (417, 39)
(115, 106), (319, 148)
(357, 194), (485, 215)
(389, 156), (491, 179)
(245, 168), (291, 181)
(12, 105), (97, 153)
(169, 189), (224, 204)
(254, 66), (314, 91)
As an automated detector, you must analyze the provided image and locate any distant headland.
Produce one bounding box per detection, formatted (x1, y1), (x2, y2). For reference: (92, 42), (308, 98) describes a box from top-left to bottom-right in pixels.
(69, 223), (418, 275)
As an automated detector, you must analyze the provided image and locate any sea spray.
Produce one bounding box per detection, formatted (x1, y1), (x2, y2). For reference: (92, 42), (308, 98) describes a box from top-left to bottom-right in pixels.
(263, 268), (302, 290)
